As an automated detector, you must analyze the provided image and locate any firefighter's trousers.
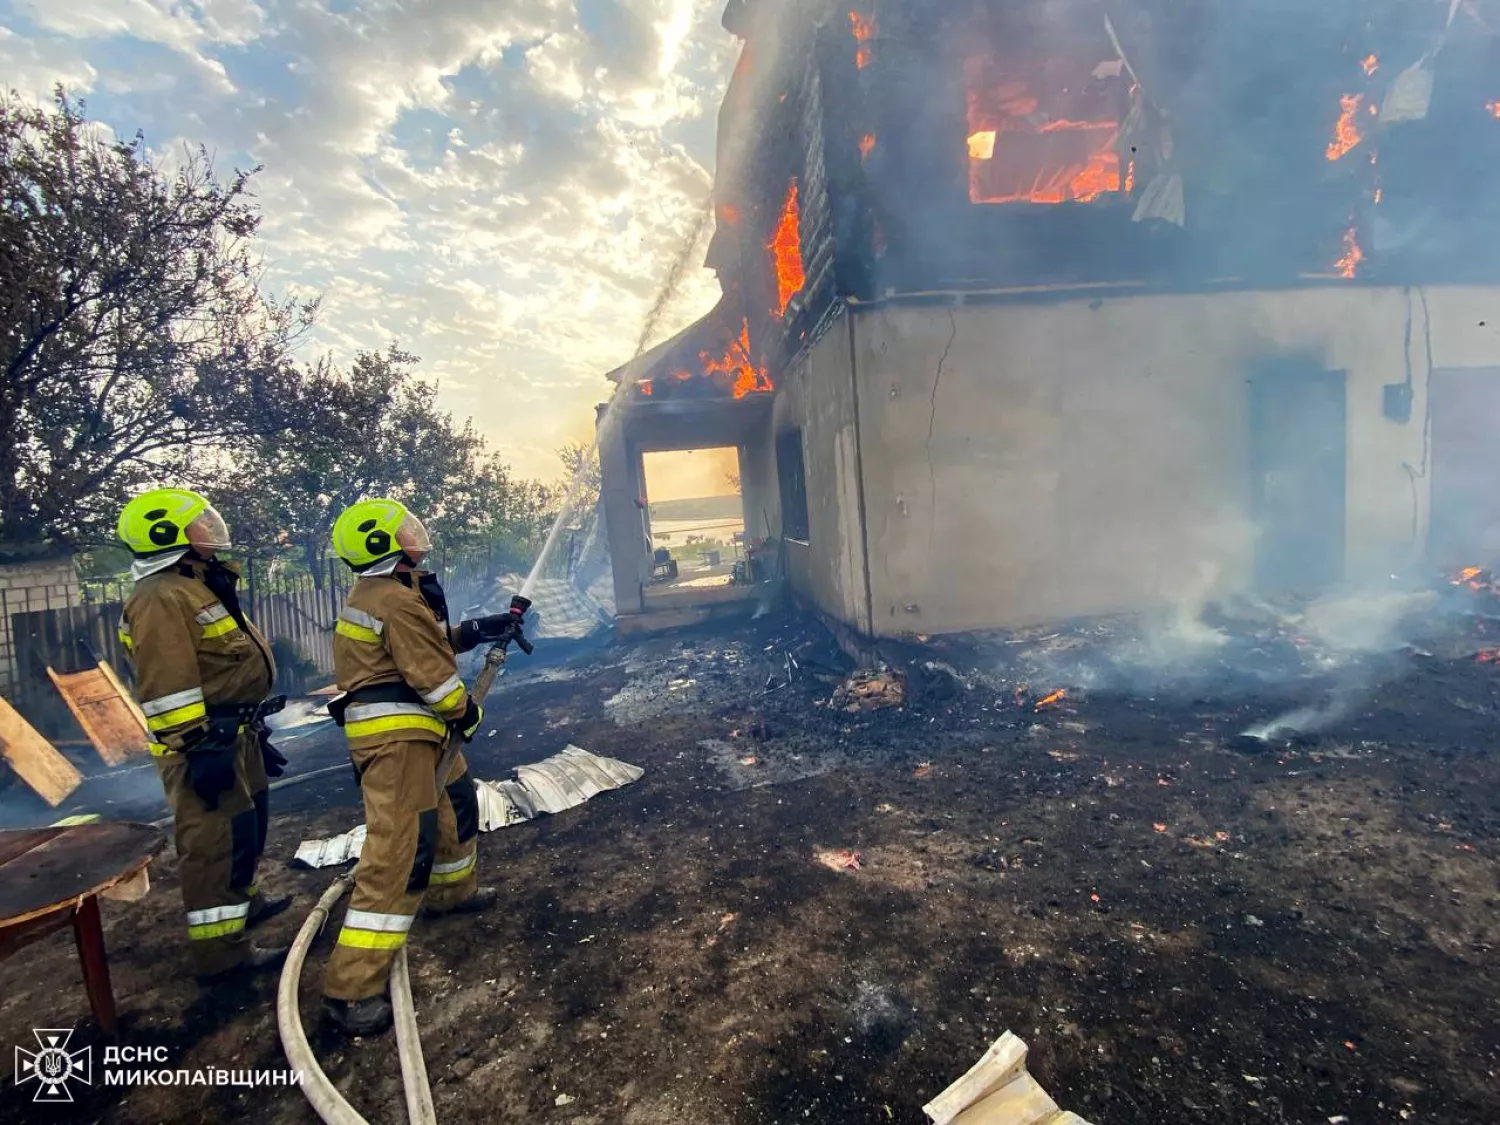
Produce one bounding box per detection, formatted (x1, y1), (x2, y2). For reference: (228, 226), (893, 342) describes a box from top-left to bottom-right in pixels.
(156, 729), (269, 976)
(322, 740), (480, 1002)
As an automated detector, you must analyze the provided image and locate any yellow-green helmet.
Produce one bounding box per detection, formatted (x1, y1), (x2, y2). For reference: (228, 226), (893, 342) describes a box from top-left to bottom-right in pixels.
(118, 488), (230, 558)
(332, 499), (432, 572)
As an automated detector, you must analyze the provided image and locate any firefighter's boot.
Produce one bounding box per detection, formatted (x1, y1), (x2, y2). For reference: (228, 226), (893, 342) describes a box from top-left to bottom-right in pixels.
(324, 996), (395, 1038)
(423, 886), (497, 919)
(248, 892), (294, 928)
(197, 943), (288, 982)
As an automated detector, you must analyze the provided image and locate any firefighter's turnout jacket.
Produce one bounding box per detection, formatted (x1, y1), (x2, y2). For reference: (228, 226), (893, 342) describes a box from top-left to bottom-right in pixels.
(322, 571), (482, 1003)
(120, 557), (276, 975)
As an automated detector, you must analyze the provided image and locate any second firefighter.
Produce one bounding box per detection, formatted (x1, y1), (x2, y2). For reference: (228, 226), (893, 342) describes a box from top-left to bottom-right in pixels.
(321, 498), (525, 1036)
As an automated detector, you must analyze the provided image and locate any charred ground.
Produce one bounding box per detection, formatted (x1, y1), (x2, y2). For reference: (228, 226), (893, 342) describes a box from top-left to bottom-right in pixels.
(0, 606), (1496, 1125)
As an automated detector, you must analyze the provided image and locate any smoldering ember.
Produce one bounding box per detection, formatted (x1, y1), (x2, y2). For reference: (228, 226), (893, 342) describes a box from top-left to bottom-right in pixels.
(1, 0), (1499, 1123)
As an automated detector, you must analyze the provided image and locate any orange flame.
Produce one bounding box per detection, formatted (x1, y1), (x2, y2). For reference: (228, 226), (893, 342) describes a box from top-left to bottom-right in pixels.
(1452, 565), (1484, 588)
(1361, 54), (1379, 76)
(639, 380), (653, 396)
(859, 133), (876, 160)
(849, 11), (875, 69)
(1334, 224), (1363, 278)
(1326, 94), (1365, 161)
(966, 70), (1121, 205)
(701, 320), (773, 400)
(969, 139), (1120, 204)
(717, 203), (741, 225)
(1034, 688), (1067, 711)
(769, 180), (805, 316)
(1488, 101), (1500, 119)
(1125, 158), (1135, 194)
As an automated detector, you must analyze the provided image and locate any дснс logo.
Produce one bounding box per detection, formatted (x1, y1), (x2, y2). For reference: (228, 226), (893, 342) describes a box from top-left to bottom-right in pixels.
(15, 1029), (92, 1104)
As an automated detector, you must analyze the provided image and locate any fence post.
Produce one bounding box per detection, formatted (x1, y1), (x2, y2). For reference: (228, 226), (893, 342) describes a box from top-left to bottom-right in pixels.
(246, 554), (258, 625)
(0, 585), (10, 698)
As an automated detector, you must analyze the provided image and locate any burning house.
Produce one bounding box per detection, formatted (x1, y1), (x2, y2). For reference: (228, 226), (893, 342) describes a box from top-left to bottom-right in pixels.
(600, 0), (1500, 637)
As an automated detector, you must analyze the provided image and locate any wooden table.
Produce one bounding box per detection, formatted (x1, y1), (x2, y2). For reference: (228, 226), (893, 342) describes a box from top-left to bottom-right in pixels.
(0, 823), (166, 1037)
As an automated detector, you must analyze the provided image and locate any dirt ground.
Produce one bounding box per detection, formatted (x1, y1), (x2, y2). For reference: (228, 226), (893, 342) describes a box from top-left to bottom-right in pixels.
(0, 608), (1496, 1124)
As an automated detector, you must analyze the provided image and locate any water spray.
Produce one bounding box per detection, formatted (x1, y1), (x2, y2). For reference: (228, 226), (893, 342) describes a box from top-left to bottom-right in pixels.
(521, 199), (715, 600)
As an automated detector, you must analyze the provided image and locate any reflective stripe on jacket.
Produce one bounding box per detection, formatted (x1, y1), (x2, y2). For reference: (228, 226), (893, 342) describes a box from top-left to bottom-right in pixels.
(332, 573), (469, 749)
(121, 561), (275, 754)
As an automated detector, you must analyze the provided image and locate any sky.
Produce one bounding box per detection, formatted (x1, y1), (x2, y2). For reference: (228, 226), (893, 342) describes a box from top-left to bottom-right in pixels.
(643, 445), (740, 502)
(0, 0), (736, 485)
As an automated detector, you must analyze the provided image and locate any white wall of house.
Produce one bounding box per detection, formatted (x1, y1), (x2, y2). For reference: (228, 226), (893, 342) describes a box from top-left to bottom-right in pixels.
(776, 286), (1500, 637)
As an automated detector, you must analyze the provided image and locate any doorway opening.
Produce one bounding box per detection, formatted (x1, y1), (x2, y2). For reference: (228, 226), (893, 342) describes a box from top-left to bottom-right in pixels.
(1429, 367), (1500, 567)
(1248, 359), (1347, 592)
(641, 447), (746, 591)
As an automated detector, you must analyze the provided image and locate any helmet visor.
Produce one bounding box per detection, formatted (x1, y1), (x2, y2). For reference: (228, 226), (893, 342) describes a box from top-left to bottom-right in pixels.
(396, 512), (431, 564)
(187, 506), (232, 553)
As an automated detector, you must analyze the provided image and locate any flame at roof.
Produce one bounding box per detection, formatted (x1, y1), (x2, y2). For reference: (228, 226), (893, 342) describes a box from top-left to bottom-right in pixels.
(1326, 94), (1365, 161)
(769, 180), (805, 317)
(702, 320), (773, 399)
(849, 10), (875, 69)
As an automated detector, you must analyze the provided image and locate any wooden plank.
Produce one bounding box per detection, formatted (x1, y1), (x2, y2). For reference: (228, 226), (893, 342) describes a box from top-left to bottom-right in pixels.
(97, 660), (148, 732)
(0, 696), (82, 806)
(46, 664), (149, 767)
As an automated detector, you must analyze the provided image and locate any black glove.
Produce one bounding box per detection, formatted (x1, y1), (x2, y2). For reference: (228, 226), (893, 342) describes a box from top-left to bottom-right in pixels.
(185, 741), (238, 810)
(258, 728), (288, 778)
(505, 595), (534, 655)
(457, 614), (513, 652)
(451, 697), (484, 743)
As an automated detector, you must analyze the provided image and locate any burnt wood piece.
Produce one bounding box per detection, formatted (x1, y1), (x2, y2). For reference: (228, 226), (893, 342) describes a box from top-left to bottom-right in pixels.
(0, 822), (163, 924)
(0, 823), (164, 1038)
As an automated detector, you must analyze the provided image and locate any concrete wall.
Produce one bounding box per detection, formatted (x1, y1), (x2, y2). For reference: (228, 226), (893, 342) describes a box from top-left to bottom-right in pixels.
(739, 436), (780, 546)
(598, 412), (649, 616)
(776, 285), (1500, 637)
(774, 319), (873, 634)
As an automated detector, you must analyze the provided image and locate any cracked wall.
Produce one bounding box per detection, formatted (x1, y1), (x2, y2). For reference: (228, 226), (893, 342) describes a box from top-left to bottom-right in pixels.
(776, 287), (1500, 638)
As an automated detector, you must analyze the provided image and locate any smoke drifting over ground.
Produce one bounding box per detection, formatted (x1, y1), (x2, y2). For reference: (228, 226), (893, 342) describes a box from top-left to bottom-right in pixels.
(962, 573), (1462, 746)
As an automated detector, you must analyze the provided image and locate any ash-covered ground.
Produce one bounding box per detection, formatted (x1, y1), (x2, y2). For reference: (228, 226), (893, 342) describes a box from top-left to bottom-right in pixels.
(0, 599), (1496, 1125)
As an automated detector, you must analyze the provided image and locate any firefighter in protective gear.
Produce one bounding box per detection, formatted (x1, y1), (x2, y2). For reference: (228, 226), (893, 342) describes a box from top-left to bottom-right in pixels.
(117, 488), (293, 978)
(321, 498), (522, 1037)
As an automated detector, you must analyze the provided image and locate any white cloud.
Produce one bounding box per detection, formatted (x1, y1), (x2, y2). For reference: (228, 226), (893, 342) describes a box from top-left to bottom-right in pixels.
(14, 0), (249, 92)
(0, 26), (99, 101)
(2, 0), (738, 481)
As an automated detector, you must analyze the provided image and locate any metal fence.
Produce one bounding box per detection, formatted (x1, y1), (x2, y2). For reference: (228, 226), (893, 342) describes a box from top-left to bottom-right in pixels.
(5, 552), (504, 738)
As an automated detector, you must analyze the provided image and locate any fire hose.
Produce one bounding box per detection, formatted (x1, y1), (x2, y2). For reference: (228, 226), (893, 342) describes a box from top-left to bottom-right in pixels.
(278, 598), (532, 1125)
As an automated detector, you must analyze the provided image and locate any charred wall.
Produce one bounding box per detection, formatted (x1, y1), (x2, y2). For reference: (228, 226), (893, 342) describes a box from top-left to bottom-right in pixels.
(718, 0), (1500, 322)
(708, 0), (1500, 637)
(711, 0), (842, 389)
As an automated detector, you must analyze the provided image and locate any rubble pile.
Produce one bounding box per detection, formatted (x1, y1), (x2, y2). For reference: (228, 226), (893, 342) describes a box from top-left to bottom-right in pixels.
(830, 669), (906, 713)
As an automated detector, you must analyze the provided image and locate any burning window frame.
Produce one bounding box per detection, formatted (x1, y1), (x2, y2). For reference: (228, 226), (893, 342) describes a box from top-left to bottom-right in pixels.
(959, 3), (1134, 209)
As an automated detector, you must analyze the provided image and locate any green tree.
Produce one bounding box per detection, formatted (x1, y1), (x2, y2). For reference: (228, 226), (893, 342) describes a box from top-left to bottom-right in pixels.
(0, 90), (315, 555)
(217, 345), (550, 587)
(556, 441), (602, 516)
